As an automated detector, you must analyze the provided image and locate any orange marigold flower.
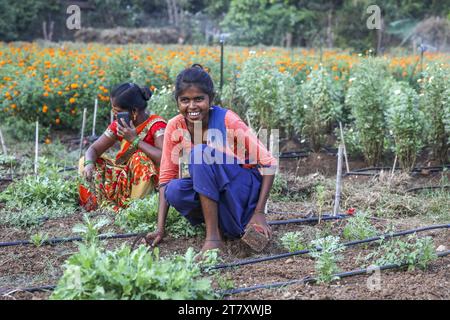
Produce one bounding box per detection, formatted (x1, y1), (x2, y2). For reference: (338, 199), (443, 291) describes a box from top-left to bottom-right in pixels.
(55, 118), (61, 125)
(69, 97), (76, 104)
(45, 138), (51, 145)
(71, 83), (79, 89)
(42, 105), (48, 113)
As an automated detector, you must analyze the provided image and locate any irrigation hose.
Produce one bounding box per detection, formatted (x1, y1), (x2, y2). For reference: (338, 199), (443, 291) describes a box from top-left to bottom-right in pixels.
(0, 232), (145, 248)
(208, 223), (450, 271)
(405, 185), (450, 193)
(0, 216), (349, 248)
(219, 250), (450, 296)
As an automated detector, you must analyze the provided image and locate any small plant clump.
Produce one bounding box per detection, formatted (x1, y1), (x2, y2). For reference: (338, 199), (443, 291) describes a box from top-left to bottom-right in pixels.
(309, 236), (345, 283)
(115, 194), (204, 238)
(365, 235), (438, 271)
(30, 232), (49, 247)
(342, 212), (378, 241)
(280, 231), (308, 253)
(0, 160), (79, 228)
(51, 217), (219, 300)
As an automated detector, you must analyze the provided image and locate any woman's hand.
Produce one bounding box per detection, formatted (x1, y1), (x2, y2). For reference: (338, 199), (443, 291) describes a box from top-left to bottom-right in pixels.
(117, 119), (138, 142)
(144, 229), (165, 247)
(248, 212), (272, 239)
(83, 164), (95, 181)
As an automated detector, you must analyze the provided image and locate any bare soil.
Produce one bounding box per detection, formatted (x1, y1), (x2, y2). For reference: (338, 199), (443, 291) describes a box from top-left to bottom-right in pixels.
(0, 147), (449, 300)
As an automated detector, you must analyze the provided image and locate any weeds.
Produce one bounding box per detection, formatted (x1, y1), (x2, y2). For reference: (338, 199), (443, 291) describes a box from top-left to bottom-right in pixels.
(280, 232), (308, 253)
(342, 212), (378, 241)
(115, 194), (204, 238)
(365, 234), (438, 271)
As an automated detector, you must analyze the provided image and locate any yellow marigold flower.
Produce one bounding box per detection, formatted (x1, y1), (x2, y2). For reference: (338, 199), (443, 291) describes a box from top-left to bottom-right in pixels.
(69, 97), (76, 104)
(71, 83), (78, 89)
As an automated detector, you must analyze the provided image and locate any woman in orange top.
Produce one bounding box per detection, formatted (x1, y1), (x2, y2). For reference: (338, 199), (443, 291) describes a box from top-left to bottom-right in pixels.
(145, 65), (278, 252)
(79, 83), (167, 209)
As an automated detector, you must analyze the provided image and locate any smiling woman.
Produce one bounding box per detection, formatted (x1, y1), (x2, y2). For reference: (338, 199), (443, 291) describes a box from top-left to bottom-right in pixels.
(79, 82), (167, 210)
(144, 65), (278, 253)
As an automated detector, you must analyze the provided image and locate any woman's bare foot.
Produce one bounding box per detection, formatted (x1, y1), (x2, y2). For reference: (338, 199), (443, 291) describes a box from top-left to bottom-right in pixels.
(201, 239), (224, 252)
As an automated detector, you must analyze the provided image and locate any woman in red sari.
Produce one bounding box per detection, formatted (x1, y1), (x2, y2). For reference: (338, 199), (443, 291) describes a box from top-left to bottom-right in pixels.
(79, 82), (167, 209)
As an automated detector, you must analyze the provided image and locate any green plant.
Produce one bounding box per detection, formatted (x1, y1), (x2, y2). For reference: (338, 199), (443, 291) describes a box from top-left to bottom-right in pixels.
(419, 63), (450, 163)
(366, 235), (438, 271)
(115, 194), (204, 238)
(50, 245), (218, 300)
(345, 58), (393, 166)
(280, 231), (307, 253)
(386, 81), (425, 171)
(72, 214), (112, 245)
(235, 57), (300, 131)
(30, 232), (49, 247)
(309, 236), (345, 283)
(301, 66), (342, 151)
(314, 185), (326, 220)
(342, 212), (378, 241)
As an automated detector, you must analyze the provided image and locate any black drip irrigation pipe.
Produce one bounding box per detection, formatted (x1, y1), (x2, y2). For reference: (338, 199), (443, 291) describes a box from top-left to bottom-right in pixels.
(0, 232), (144, 248)
(220, 250), (450, 296)
(346, 164), (450, 177)
(208, 223), (450, 271)
(267, 214), (348, 226)
(406, 185), (450, 193)
(0, 216), (348, 248)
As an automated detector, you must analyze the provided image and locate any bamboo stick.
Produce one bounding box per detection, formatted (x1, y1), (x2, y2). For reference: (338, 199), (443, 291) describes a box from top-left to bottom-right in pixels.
(333, 144), (344, 217)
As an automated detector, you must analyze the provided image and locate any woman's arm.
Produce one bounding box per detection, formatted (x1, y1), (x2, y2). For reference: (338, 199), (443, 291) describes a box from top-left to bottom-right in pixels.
(83, 134), (116, 180)
(145, 185), (170, 246)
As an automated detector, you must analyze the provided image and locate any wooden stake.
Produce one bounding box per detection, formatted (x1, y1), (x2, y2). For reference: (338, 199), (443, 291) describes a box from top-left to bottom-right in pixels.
(34, 121), (39, 175)
(0, 127), (7, 156)
(339, 122), (350, 173)
(110, 109), (114, 124)
(390, 154), (397, 179)
(79, 108), (87, 160)
(333, 144), (344, 217)
(92, 98), (98, 137)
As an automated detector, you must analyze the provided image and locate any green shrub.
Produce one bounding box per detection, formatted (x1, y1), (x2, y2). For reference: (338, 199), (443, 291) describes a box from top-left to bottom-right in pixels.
(345, 58), (393, 166)
(115, 194), (204, 238)
(419, 63), (450, 163)
(301, 66), (342, 151)
(386, 81), (425, 171)
(235, 57), (301, 131)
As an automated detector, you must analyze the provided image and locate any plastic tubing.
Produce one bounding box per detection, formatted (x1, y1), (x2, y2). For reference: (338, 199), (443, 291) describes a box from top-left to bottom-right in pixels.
(208, 223), (450, 271)
(220, 250), (450, 296)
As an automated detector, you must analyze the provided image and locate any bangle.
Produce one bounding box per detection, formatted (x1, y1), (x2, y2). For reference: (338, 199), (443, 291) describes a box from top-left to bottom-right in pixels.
(132, 137), (141, 149)
(84, 160), (95, 166)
